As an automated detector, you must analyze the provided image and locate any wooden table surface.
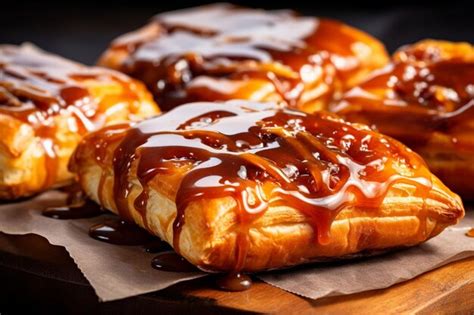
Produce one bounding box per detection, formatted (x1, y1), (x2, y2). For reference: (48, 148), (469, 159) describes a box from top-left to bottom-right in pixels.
(0, 233), (473, 314)
(163, 257), (474, 314)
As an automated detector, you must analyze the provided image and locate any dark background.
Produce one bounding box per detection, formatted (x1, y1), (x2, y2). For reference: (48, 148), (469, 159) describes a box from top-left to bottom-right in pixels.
(1, 0), (473, 65)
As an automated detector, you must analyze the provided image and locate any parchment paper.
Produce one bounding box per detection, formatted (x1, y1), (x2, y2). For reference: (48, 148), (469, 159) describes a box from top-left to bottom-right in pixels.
(259, 214), (474, 299)
(0, 190), (473, 302)
(0, 191), (204, 302)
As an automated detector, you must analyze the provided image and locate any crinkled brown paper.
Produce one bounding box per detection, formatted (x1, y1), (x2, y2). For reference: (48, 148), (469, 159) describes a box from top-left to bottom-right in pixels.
(0, 190), (473, 302)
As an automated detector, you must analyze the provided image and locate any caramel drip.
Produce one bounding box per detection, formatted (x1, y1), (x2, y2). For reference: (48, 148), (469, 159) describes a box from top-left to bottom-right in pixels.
(143, 240), (172, 253)
(99, 100), (433, 271)
(0, 45), (141, 191)
(151, 251), (198, 272)
(466, 228), (474, 238)
(42, 199), (103, 220)
(42, 185), (103, 220)
(89, 123), (132, 209)
(216, 273), (252, 292)
(89, 218), (154, 245)
(109, 4), (371, 111)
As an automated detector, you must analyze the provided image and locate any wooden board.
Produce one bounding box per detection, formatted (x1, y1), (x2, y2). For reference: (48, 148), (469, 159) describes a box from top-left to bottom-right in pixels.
(0, 233), (473, 314)
(175, 258), (474, 314)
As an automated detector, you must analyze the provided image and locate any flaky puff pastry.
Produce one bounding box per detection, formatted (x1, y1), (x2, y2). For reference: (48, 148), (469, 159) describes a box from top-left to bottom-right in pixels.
(0, 44), (160, 199)
(332, 40), (474, 199)
(98, 4), (388, 113)
(70, 100), (463, 272)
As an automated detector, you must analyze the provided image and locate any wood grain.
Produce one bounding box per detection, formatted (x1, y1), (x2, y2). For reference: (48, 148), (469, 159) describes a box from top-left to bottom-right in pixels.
(1, 233), (474, 314)
(162, 257), (474, 314)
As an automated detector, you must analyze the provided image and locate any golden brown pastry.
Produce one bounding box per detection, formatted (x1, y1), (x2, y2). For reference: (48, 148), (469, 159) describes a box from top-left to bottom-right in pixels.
(332, 40), (474, 198)
(0, 44), (160, 199)
(70, 100), (463, 272)
(98, 4), (388, 113)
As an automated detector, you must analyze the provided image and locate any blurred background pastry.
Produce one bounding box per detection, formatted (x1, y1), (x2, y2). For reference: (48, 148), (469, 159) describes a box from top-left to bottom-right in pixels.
(0, 44), (159, 199)
(98, 4), (388, 113)
(331, 40), (474, 198)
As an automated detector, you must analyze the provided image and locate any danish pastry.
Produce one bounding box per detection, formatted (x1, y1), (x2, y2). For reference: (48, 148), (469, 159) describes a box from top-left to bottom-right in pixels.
(70, 100), (463, 272)
(332, 40), (474, 198)
(98, 4), (388, 113)
(0, 44), (159, 199)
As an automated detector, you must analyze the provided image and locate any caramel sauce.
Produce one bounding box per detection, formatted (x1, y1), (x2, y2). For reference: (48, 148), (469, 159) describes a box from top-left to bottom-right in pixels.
(89, 218), (154, 245)
(64, 183), (90, 205)
(84, 100), (435, 271)
(151, 251), (198, 272)
(42, 185), (103, 219)
(143, 240), (172, 253)
(0, 44), (143, 191)
(333, 43), (474, 152)
(466, 228), (474, 237)
(216, 273), (252, 292)
(107, 4), (382, 111)
(42, 199), (103, 220)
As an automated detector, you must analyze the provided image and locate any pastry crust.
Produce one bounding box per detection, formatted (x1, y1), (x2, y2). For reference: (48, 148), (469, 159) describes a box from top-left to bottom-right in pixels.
(98, 4), (388, 113)
(0, 44), (160, 199)
(332, 40), (474, 199)
(71, 100), (464, 272)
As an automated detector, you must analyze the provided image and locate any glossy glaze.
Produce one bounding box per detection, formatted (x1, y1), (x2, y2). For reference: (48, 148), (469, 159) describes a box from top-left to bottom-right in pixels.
(104, 4), (385, 111)
(151, 251), (198, 272)
(84, 100), (434, 271)
(333, 42), (474, 151)
(0, 44), (142, 190)
(216, 273), (253, 291)
(89, 218), (154, 245)
(42, 185), (103, 219)
(42, 200), (103, 220)
(143, 240), (173, 253)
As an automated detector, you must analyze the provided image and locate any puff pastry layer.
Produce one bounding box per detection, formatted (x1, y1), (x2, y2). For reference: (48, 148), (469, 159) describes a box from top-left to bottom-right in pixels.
(98, 4), (388, 113)
(332, 40), (474, 198)
(0, 44), (160, 199)
(71, 100), (463, 272)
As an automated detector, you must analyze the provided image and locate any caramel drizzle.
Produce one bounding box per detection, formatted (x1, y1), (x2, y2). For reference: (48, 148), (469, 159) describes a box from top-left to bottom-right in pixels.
(1, 46), (95, 129)
(112, 4), (369, 111)
(335, 52), (474, 150)
(107, 100), (432, 271)
(0, 45), (140, 190)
